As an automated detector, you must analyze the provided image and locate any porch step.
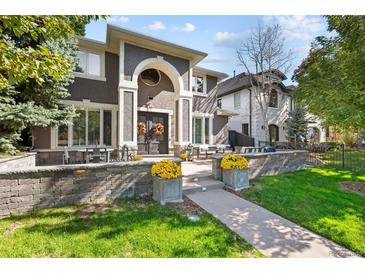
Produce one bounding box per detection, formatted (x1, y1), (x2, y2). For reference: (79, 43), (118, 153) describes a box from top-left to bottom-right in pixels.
(183, 176), (224, 195)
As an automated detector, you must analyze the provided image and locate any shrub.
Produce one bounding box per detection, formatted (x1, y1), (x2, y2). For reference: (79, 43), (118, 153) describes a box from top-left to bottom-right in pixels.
(220, 154), (249, 170)
(179, 153), (188, 160)
(151, 160), (182, 179)
(132, 155), (143, 161)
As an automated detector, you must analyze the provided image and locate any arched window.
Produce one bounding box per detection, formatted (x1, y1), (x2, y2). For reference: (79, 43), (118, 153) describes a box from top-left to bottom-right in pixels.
(269, 90), (278, 108)
(269, 124), (279, 145)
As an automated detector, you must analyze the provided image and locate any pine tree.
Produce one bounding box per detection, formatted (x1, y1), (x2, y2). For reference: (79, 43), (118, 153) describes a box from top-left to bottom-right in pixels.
(286, 107), (308, 148)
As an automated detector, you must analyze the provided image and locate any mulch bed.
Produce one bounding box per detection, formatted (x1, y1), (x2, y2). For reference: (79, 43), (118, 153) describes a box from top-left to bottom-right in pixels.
(170, 195), (206, 215)
(340, 181), (365, 196)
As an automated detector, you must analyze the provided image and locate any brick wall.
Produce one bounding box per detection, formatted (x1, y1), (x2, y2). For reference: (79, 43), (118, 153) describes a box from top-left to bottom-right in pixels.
(0, 159), (181, 219)
(212, 151), (309, 180)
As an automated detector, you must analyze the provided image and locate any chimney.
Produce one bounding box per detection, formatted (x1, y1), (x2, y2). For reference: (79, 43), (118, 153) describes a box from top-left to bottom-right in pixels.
(233, 70), (236, 78)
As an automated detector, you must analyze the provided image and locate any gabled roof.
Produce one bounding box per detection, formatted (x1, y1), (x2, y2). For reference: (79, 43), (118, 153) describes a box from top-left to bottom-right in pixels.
(106, 24), (207, 65)
(216, 70), (294, 98)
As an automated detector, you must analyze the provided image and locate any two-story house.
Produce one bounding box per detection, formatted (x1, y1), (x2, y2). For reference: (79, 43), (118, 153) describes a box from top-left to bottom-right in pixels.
(216, 70), (326, 146)
(32, 25), (229, 164)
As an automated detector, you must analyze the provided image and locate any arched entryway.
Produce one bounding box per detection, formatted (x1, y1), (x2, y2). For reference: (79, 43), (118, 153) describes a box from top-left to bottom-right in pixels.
(269, 124), (279, 145)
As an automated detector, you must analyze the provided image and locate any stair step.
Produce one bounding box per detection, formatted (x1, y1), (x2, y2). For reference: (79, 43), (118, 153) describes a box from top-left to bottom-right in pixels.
(183, 177), (224, 195)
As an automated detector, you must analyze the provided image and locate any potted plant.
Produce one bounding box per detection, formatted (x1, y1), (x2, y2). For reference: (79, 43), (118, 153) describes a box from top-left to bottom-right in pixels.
(151, 160), (183, 205)
(220, 154), (250, 191)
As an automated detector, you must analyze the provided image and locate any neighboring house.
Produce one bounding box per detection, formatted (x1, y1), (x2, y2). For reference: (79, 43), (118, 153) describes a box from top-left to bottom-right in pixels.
(215, 71), (326, 147)
(32, 25), (229, 164)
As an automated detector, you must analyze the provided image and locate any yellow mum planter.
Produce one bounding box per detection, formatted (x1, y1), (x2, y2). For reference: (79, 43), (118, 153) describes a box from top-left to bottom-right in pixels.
(220, 154), (250, 191)
(151, 160), (183, 205)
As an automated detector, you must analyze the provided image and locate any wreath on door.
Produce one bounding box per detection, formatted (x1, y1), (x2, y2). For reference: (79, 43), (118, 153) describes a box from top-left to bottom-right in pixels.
(137, 122), (147, 135)
(151, 122), (165, 136)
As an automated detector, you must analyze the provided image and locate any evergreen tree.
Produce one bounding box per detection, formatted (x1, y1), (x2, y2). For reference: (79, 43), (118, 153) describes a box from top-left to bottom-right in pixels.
(0, 16), (103, 154)
(286, 107), (308, 147)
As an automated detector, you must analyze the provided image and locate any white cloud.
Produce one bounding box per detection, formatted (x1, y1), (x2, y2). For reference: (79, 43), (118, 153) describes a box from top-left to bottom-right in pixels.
(148, 21), (166, 31)
(213, 31), (248, 47)
(172, 22), (196, 32)
(181, 22), (196, 32)
(264, 16), (326, 41)
(107, 16), (129, 23)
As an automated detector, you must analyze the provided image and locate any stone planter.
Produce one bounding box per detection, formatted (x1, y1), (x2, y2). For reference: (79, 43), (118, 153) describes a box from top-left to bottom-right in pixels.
(152, 176), (183, 205)
(222, 168), (249, 191)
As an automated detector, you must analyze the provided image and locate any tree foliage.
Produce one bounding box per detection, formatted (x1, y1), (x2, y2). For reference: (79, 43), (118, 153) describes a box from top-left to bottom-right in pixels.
(0, 16), (103, 154)
(293, 16), (365, 130)
(285, 107), (308, 147)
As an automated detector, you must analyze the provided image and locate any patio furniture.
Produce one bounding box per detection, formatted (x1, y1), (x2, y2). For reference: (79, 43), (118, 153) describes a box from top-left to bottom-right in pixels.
(85, 147), (110, 163)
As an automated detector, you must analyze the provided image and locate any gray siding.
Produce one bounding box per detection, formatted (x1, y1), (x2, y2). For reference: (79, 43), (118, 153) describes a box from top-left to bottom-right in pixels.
(124, 43), (190, 91)
(207, 75), (218, 93)
(33, 127), (51, 149)
(67, 52), (119, 105)
(182, 99), (190, 142)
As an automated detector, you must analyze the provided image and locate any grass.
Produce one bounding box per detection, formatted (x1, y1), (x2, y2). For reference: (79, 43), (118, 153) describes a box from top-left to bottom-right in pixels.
(0, 198), (263, 258)
(240, 167), (365, 256)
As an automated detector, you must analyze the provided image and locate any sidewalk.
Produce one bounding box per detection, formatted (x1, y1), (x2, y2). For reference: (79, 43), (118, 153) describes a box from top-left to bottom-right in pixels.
(187, 189), (358, 258)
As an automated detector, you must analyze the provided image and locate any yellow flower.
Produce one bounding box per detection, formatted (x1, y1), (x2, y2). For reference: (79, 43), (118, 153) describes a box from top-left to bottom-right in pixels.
(151, 160), (182, 179)
(220, 153), (249, 170)
(179, 153), (188, 159)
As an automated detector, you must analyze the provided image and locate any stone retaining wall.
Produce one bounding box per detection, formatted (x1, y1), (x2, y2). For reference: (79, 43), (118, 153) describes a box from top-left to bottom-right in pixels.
(0, 159), (181, 219)
(212, 150), (309, 180)
(0, 153), (36, 171)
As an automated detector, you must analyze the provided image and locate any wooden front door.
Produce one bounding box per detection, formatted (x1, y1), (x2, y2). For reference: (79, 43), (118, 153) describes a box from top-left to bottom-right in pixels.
(137, 111), (168, 154)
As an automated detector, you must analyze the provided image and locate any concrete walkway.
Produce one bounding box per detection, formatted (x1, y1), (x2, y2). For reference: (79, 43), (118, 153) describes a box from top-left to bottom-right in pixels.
(187, 188), (358, 258)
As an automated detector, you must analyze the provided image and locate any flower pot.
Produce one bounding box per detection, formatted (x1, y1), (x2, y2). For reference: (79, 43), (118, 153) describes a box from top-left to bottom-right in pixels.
(152, 176), (183, 205)
(222, 168), (249, 191)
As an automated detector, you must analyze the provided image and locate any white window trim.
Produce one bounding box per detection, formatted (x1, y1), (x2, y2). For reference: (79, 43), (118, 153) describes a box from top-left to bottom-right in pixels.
(74, 48), (106, 82)
(192, 113), (213, 145)
(55, 100), (117, 148)
(191, 74), (207, 95)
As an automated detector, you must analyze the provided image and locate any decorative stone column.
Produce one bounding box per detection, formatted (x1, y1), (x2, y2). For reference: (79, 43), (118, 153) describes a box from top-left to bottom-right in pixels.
(174, 95), (192, 156)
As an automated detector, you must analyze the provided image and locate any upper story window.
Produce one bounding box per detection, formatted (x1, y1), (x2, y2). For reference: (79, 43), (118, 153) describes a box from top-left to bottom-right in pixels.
(217, 99), (222, 108)
(269, 89), (278, 108)
(140, 69), (161, 86)
(234, 92), (240, 108)
(76, 50), (102, 77)
(192, 75), (205, 93)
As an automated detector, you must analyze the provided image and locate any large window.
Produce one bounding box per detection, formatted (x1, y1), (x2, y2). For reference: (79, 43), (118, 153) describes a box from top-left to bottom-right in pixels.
(192, 75), (205, 93)
(76, 50), (102, 77)
(58, 108), (113, 147)
(234, 92), (240, 108)
(242, 123), (249, 135)
(269, 90), (278, 108)
(193, 117), (211, 145)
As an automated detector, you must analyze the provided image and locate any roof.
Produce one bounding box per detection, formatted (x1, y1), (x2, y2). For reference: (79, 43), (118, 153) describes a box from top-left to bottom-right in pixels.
(216, 70), (294, 98)
(106, 24), (207, 65)
(193, 66), (229, 80)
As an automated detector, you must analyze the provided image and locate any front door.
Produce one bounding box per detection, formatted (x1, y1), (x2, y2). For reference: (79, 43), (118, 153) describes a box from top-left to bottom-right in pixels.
(137, 111), (168, 154)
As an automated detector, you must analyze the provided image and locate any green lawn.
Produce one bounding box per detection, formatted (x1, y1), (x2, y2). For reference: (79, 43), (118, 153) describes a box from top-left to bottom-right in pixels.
(0, 198), (262, 258)
(241, 168), (365, 256)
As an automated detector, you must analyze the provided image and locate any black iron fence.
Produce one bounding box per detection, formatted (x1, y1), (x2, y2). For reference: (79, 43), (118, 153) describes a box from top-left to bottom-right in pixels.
(306, 144), (365, 171)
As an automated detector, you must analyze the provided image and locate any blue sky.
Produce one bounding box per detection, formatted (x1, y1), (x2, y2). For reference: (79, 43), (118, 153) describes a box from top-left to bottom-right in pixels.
(85, 16), (329, 84)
